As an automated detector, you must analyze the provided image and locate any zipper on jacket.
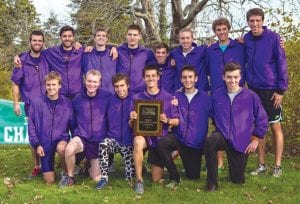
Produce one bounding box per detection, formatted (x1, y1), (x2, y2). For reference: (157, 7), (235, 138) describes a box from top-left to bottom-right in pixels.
(99, 56), (103, 88)
(183, 95), (190, 143)
(250, 40), (256, 86)
(129, 54), (133, 85)
(121, 99), (124, 143)
(35, 65), (43, 96)
(50, 105), (56, 145)
(90, 98), (93, 138)
(65, 59), (70, 96)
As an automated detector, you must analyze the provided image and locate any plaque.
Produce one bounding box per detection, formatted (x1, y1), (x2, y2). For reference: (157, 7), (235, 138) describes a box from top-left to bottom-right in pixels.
(133, 100), (163, 136)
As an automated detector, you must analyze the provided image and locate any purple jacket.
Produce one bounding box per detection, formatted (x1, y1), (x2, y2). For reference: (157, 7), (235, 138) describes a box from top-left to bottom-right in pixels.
(205, 39), (246, 93)
(11, 52), (49, 105)
(173, 90), (213, 149)
(43, 46), (84, 97)
(212, 87), (268, 153)
(131, 89), (179, 147)
(117, 43), (155, 93)
(107, 93), (133, 146)
(28, 95), (72, 149)
(244, 26), (288, 93)
(156, 57), (175, 94)
(170, 43), (209, 91)
(81, 47), (117, 94)
(72, 89), (112, 142)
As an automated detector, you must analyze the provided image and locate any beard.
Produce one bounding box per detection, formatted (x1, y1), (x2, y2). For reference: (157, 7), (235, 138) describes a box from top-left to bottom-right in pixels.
(30, 45), (43, 54)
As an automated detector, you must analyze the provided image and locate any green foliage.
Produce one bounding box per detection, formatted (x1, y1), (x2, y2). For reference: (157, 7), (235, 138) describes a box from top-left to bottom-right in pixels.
(0, 145), (300, 203)
(281, 36), (300, 142)
(0, 0), (39, 100)
(267, 9), (300, 142)
(43, 12), (61, 47)
(0, 70), (13, 100)
(159, 0), (168, 43)
(70, 0), (133, 45)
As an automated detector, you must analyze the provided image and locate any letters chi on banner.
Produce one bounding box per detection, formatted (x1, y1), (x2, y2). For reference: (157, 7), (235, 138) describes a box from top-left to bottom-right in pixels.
(0, 99), (29, 144)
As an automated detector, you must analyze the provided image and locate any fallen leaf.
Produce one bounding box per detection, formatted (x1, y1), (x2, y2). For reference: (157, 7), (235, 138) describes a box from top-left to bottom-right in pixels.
(134, 195), (142, 200)
(33, 194), (43, 201)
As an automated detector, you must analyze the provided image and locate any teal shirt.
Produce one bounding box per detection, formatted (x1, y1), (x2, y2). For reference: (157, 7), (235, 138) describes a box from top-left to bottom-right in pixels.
(219, 44), (228, 52)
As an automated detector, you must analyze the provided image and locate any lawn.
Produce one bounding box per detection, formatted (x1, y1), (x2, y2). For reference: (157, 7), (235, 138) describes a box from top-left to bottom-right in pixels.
(0, 145), (299, 204)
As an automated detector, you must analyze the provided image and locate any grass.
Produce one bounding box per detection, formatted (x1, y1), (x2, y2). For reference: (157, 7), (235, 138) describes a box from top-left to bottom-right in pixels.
(0, 145), (299, 204)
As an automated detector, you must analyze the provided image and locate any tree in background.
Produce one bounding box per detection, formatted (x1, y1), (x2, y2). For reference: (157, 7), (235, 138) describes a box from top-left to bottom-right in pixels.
(70, 0), (133, 45)
(0, 0), (40, 99)
(43, 12), (61, 47)
(69, 0), (289, 46)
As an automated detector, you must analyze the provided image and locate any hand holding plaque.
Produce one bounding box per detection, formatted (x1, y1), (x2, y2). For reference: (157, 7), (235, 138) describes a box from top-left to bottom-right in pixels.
(133, 100), (163, 136)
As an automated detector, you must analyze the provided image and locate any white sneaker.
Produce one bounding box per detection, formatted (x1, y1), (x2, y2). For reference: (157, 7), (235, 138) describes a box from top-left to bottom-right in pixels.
(250, 164), (267, 176)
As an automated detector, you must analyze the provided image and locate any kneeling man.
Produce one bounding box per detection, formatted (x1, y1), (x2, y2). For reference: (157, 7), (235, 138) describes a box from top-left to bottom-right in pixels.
(205, 62), (268, 191)
(29, 71), (72, 184)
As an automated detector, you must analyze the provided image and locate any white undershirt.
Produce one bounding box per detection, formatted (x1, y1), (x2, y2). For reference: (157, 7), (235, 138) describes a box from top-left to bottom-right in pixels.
(185, 89), (198, 103)
(228, 88), (242, 104)
(182, 47), (194, 57)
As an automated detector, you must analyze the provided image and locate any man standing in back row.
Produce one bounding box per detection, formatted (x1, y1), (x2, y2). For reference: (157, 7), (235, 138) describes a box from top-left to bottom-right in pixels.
(11, 30), (50, 177)
(117, 24), (155, 93)
(244, 8), (288, 177)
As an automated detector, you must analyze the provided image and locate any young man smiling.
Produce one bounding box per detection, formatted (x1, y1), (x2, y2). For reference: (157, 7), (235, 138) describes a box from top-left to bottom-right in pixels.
(82, 27), (117, 94)
(205, 17), (246, 173)
(153, 42), (175, 94)
(205, 62), (268, 191)
(28, 71), (72, 184)
(11, 30), (50, 178)
(60, 70), (112, 187)
(97, 74), (135, 189)
(244, 8), (288, 177)
(117, 24), (155, 93)
(157, 65), (212, 187)
(170, 28), (208, 92)
(129, 65), (179, 194)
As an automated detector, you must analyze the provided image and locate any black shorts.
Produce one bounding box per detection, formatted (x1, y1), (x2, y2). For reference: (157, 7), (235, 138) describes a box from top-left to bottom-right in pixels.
(147, 147), (164, 168)
(250, 87), (283, 123)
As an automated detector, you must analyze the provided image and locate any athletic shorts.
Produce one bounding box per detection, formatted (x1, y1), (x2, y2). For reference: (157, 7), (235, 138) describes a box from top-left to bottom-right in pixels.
(147, 147), (164, 168)
(40, 139), (68, 173)
(250, 87), (283, 123)
(80, 138), (99, 160)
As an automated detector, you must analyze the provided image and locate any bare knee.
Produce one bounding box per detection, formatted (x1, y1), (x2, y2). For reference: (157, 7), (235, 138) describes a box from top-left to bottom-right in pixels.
(134, 136), (146, 152)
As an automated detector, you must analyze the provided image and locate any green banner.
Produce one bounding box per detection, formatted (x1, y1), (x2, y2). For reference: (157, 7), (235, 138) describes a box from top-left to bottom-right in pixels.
(0, 99), (29, 144)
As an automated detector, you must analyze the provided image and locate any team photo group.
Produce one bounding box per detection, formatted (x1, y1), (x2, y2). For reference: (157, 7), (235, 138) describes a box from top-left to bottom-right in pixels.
(11, 7), (288, 194)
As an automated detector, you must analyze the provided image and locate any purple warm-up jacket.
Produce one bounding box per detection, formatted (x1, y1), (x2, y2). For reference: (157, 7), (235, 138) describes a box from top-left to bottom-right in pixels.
(170, 43), (209, 91)
(72, 89), (112, 142)
(212, 87), (268, 153)
(173, 89), (213, 149)
(131, 89), (179, 147)
(156, 57), (175, 94)
(205, 39), (246, 93)
(107, 93), (133, 146)
(117, 43), (155, 93)
(43, 46), (84, 97)
(11, 52), (49, 105)
(28, 95), (72, 149)
(81, 47), (117, 94)
(244, 26), (288, 93)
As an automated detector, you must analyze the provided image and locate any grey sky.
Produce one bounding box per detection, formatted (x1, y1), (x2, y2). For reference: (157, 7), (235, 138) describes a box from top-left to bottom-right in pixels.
(32, 0), (72, 24)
